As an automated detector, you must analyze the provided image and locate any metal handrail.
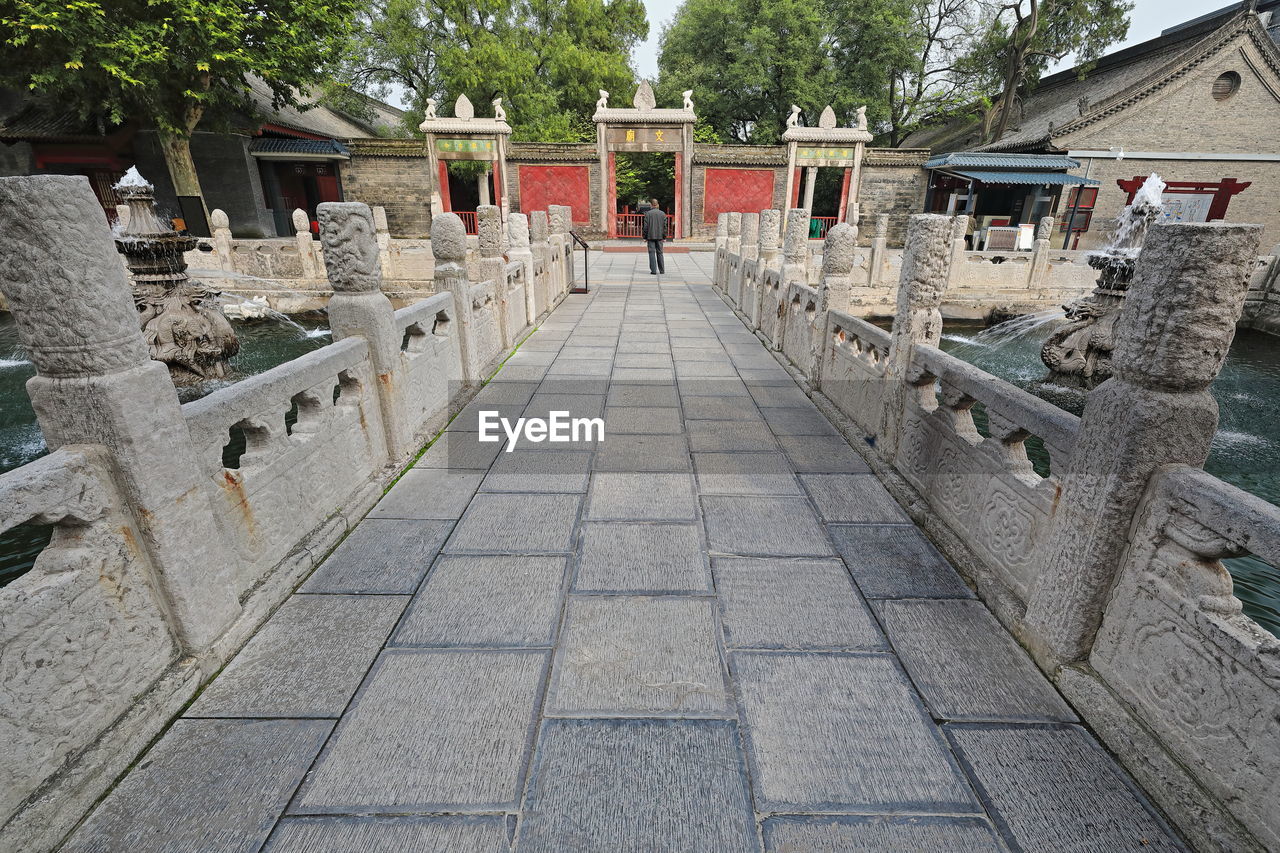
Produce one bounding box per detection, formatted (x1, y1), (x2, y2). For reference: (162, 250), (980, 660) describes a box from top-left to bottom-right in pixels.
(569, 231), (590, 294)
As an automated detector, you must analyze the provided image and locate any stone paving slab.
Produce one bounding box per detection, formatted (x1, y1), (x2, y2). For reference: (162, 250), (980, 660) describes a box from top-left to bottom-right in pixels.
(605, 383), (681, 407)
(445, 493), (581, 553)
(480, 449), (593, 493)
(415, 430), (504, 470)
(945, 723), (1186, 851)
(264, 815), (511, 852)
(762, 814), (1005, 852)
(693, 451), (803, 496)
(761, 405), (841, 436)
(188, 594), (408, 718)
(703, 496), (834, 557)
(603, 405), (684, 434)
(585, 472), (698, 521)
(368, 469), (484, 520)
(292, 649), (547, 813)
(830, 524), (974, 599)
(800, 473), (909, 523)
(516, 719), (759, 853)
(592, 433), (692, 471)
(713, 558), (884, 650)
(549, 595), (731, 717)
(523, 392), (606, 421)
(732, 651), (981, 814)
(63, 719), (332, 853)
(686, 419), (779, 451)
(575, 522), (711, 593)
(878, 599), (1078, 723)
(301, 520), (453, 594)
(683, 395), (763, 420)
(776, 435), (872, 473)
(391, 555), (567, 648)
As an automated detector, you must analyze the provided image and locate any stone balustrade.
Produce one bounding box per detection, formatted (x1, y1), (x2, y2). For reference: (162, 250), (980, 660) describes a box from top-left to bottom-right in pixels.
(713, 209), (1280, 852)
(0, 175), (574, 853)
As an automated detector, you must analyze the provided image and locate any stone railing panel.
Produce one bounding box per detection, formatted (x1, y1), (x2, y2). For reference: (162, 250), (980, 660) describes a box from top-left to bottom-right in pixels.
(504, 260), (531, 344)
(781, 280), (821, 376)
(820, 311), (890, 437)
(757, 267), (785, 348)
(0, 447), (176, 828)
(1091, 464), (1280, 850)
(182, 337), (386, 591)
(894, 344), (1079, 602)
(394, 291), (464, 438)
(469, 279), (504, 374)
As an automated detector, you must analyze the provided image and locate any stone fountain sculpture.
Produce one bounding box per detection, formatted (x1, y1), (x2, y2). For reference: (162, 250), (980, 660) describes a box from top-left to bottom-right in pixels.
(1040, 174), (1165, 388)
(113, 168), (239, 382)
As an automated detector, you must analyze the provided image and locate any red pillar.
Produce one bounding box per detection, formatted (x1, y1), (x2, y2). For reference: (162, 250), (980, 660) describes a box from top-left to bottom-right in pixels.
(837, 167), (852, 223)
(790, 168), (802, 208)
(607, 152), (617, 238)
(438, 161), (452, 212)
(673, 154), (683, 239)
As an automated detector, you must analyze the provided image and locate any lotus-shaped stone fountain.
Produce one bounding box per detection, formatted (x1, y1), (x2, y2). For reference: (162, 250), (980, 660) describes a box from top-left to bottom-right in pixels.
(1040, 174), (1165, 388)
(113, 168), (239, 383)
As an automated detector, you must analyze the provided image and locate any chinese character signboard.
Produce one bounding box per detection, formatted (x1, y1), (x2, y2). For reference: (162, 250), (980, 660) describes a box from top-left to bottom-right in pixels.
(434, 137), (498, 160)
(795, 146), (857, 167)
(607, 126), (684, 152)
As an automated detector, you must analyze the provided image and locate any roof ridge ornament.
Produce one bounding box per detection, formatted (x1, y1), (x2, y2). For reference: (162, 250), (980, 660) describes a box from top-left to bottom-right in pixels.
(786, 105), (801, 128)
(634, 81), (656, 111)
(455, 94), (474, 120)
(818, 106), (837, 129)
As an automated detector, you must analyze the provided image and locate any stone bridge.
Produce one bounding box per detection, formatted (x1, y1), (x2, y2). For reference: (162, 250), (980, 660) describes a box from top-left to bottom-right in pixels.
(1, 177), (1278, 852)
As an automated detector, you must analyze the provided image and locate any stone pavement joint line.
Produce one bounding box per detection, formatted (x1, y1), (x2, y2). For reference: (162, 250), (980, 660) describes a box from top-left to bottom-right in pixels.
(62, 252), (1188, 853)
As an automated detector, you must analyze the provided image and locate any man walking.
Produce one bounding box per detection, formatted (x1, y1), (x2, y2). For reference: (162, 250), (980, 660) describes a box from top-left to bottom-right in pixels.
(643, 198), (667, 275)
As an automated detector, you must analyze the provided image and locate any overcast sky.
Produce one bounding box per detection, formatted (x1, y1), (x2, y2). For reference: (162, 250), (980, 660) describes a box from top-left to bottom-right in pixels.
(630, 0), (1241, 81)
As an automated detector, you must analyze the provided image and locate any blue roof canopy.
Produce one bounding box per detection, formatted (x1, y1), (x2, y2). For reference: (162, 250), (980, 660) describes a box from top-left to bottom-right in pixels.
(947, 169), (1098, 186)
(924, 152), (1081, 170)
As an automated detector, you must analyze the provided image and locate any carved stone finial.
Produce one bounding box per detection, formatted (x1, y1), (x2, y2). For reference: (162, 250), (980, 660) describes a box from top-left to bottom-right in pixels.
(549, 205), (569, 236)
(372, 206), (390, 233)
(478, 205), (502, 257)
(291, 208), (309, 234)
(596, 90), (609, 110)
(818, 106), (837, 130)
(741, 212), (759, 248)
(633, 81), (657, 111)
(0, 175), (151, 378)
(896, 214), (953, 339)
(530, 210), (549, 243)
(715, 214), (728, 241)
(856, 105), (867, 130)
(454, 94), (474, 120)
(424, 98), (438, 121)
(492, 97), (507, 122)
(786, 105), (801, 128)
(508, 212), (531, 248)
(1036, 216), (1055, 241)
(682, 89), (694, 111)
(430, 211), (468, 262)
(209, 208), (229, 231)
(727, 212), (742, 239)
(821, 222), (856, 276)
(318, 202), (384, 293)
(758, 209), (781, 252)
(875, 213), (889, 239)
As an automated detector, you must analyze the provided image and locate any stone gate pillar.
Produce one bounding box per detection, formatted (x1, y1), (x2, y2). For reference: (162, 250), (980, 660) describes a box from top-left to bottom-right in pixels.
(0, 175), (242, 652)
(879, 213), (953, 460)
(1020, 221), (1262, 669)
(318, 202), (412, 458)
(433, 211), (479, 383)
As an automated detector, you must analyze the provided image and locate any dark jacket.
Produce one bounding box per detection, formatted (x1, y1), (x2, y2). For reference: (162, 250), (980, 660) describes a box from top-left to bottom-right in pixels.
(643, 207), (667, 241)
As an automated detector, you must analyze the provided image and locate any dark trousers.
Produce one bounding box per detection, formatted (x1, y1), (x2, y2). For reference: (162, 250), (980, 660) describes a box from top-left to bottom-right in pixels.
(647, 239), (665, 274)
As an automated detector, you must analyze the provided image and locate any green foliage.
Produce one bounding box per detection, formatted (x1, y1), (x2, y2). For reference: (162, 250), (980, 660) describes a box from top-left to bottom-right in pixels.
(339, 0), (647, 141)
(0, 0), (359, 135)
(614, 151), (673, 209)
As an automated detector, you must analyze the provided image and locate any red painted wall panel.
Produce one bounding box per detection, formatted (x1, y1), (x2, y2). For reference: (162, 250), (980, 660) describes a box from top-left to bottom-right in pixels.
(703, 167), (777, 223)
(519, 165), (591, 224)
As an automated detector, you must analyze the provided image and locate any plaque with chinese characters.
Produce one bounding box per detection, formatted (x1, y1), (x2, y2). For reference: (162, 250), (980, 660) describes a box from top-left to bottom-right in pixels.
(607, 126), (684, 152)
(795, 145), (858, 167)
(434, 137), (498, 160)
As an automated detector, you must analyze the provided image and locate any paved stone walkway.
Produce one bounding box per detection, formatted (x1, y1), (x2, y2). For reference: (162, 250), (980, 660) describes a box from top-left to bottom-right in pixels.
(63, 253), (1186, 852)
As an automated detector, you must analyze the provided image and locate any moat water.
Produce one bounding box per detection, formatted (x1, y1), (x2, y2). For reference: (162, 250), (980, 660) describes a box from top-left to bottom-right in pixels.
(0, 312), (331, 587)
(940, 320), (1280, 636)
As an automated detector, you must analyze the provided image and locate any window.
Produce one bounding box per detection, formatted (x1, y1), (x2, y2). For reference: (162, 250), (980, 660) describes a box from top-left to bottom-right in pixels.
(1212, 71), (1241, 101)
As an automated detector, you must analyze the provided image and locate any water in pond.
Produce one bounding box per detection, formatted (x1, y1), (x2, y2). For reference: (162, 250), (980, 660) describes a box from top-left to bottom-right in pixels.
(0, 311), (331, 587)
(940, 318), (1280, 636)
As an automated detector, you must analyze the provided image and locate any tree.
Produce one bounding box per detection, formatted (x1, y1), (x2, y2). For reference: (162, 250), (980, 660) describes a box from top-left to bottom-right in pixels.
(337, 0), (647, 141)
(0, 0), (359, 208)
(977, 0), (1131, 142)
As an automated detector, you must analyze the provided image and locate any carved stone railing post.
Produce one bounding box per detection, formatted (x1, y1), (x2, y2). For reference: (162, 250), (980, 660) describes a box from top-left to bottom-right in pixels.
(1028, 215), (1054, 290)
(813, 222), (857, 385)
(738, 212), (760, 309)
(867, 213), (889, 291)
(713, 214), (729, 289)
(879, 213), (953, 461)
(208, 208), (234, 273)
(0, 175), (242, 652)
(508, 213), (536, 327)
(549, 205), (572, 295)
(530, 210), (551, 318)
(753, 209), (781, 329)
(1021, 221), (1262, 669)
(725, 212), (743, 305)
(433, 211), (479, 384)
(373, 205), (393, 279)
(291, 208), (320, 280)
(477, 205), (509, 348)
(317, 202), (410, 458)
(783, 208), (809, 287)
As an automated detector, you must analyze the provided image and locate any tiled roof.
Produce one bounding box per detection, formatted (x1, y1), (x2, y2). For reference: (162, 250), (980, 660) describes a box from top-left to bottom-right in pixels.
(925, 152), (1081, 170)
(948, 169), (1099, 186)
(248, 137), (351, 158)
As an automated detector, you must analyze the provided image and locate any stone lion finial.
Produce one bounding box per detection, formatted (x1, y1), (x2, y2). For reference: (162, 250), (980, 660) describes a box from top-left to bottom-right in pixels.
(596, 90), (609, 110)
(682, 90), (694, 111)
(492, 97), (507, 122)
(856, 105), (867, 130)
(425, 98), (438, 120)
(786, 105), (801, 128)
